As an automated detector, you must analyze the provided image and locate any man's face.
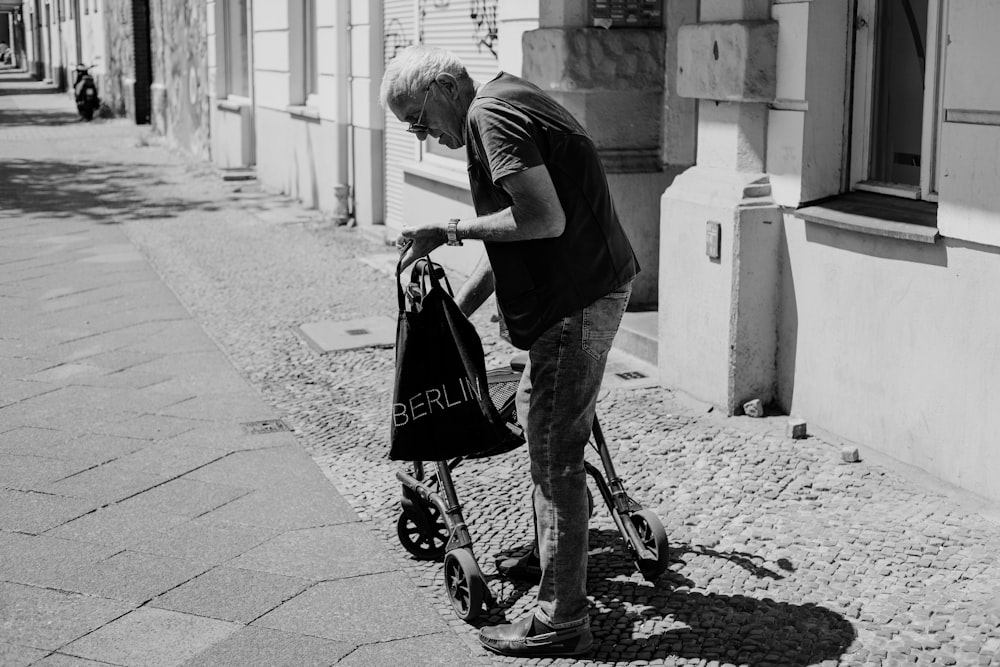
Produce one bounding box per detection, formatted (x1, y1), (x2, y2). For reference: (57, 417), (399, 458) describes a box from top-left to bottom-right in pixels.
(393, 80), (464, 149)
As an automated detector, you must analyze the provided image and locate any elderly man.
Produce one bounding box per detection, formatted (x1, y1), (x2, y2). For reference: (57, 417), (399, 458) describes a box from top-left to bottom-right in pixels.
(380, 45), (638, 658)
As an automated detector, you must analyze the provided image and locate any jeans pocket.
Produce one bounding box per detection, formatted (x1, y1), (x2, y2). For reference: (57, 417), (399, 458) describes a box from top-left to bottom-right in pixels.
(581, 282), (632, 361)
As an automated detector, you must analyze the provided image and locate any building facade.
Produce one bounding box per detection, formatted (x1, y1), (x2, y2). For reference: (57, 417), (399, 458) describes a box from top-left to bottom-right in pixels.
(19, 0), (105, 88)
(660, 0), (1000, 503)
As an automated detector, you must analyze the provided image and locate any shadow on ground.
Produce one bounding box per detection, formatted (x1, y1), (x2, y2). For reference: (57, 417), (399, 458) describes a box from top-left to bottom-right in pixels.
(0, 107), (81, 126)
(0, 71), (63, 98)
(0, 158), (225, 224)
(484, 531), (855, 665)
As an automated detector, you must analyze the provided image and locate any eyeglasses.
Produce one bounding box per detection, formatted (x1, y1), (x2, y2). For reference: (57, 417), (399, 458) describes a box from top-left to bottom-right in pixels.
(406, 82), (435, 134)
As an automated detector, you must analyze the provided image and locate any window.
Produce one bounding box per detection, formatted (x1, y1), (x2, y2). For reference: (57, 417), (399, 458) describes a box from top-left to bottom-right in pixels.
(304, 0), (318, 103)
(850, 0), (946, 202)
(223, 0), (250, 98)
(415, 1), (500, 166)
(289, 0), (318, 108)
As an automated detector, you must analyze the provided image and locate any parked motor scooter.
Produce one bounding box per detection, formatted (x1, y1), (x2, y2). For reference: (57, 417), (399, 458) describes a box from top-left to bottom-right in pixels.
(73, 64), (100, 121)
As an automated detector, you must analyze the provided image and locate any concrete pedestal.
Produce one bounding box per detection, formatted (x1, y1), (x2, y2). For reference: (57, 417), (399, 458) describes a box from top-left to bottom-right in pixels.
(658, 166), (780, 413)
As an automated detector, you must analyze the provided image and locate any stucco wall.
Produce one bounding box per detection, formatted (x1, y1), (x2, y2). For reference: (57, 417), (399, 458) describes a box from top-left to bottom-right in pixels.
(149, 0), (209, 158)
(254, 106), (342, 211)
(778, 214), (1000, 502)
(102, 0), (133, 117)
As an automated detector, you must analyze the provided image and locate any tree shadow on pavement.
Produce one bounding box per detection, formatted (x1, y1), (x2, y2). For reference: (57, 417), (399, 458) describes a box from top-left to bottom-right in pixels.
(0, 81), (63, 98)
(0, 158), (224, 224)
(0, 107), (82, 126)
(487, 530), (855, 665)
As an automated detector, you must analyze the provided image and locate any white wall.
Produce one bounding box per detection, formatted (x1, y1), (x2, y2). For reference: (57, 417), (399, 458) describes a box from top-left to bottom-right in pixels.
(779, 214), (1000, 503)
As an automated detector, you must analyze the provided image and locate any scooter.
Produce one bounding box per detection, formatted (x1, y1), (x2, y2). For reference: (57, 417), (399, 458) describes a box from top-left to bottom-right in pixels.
(73, 64), (100, 121)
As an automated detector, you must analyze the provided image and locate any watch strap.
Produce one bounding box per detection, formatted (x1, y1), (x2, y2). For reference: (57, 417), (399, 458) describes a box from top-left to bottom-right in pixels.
(447, 218), (463, 246)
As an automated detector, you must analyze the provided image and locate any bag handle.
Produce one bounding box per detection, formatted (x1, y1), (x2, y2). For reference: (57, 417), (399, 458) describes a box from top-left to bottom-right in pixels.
(395, 253), (455, 312)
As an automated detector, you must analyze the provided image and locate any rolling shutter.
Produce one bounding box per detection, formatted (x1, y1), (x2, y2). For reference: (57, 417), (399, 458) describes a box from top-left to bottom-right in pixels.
(382, 1), (500, 231)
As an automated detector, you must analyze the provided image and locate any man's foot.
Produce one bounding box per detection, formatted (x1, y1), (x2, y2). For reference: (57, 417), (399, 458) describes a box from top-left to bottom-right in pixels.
(478, 614), (593, 657)
(496, 551), (541, 583)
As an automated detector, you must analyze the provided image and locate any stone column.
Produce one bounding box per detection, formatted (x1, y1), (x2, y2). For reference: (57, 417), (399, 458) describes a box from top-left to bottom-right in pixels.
(658, 0), (782, 414)
(522, 1), (671, 309)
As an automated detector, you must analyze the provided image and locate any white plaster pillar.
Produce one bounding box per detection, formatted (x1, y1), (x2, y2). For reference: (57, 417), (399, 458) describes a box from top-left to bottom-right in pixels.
(658, 0), (783, 414)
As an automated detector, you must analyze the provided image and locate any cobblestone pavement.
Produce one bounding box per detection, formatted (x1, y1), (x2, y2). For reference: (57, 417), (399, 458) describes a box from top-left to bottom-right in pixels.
(6, 76), (1000, 666)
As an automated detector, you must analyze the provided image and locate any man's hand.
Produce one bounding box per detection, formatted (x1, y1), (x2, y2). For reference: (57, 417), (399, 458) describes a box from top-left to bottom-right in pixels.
(396, 222), (447, 270)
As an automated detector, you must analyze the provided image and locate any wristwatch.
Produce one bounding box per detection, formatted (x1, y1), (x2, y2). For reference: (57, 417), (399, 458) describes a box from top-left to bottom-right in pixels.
(446, 218), (463, 246)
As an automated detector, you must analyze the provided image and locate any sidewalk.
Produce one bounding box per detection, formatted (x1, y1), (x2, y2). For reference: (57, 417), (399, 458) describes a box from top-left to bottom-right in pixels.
(1, 70), (494, 666)
(4, 68), (1000, 667)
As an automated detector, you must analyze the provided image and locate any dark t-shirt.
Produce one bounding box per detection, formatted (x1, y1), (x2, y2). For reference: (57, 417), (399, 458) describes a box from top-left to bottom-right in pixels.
(465, 72), (639, 349)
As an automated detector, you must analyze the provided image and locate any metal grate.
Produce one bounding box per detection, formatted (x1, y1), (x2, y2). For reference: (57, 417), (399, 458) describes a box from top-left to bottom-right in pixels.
(241, 419), (291, 435)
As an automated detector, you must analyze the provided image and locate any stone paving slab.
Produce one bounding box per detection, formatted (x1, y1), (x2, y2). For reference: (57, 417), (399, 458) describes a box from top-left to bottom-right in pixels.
(27, 432), (149, 464)
(44, 504), (192, 548)
(26, 654), (114, 666)
(50, 550), (212, 605)
(127, 516), (279, 565)
(0, 642), (49, 667)
(0, 532), (120, 589)
(179, 626), (356, 667)
(0, 582), (133, 651)
(183, 444), (342, 491)
(336, 633), (498, 667)
(149, 566), (312, 624)
(0, 379), (60, 407)
(116, 476), (250, 517)
(42, 463), (168, 504)
(60, 608), (239, 667)
(253, 572), (452, 644)
(197, 486), (361, 531)
(0, 454), (93, 489)
(227, 524), (398, 581)
(0, 489), (98, 535)
(106, 440), (232, 478)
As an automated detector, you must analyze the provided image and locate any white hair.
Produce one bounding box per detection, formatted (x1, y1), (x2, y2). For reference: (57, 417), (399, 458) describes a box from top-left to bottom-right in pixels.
(379, 45), (470, 110)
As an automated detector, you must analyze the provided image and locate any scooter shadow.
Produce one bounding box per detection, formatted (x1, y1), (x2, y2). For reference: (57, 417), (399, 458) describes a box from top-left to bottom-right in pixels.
(483, 529), (855, 666)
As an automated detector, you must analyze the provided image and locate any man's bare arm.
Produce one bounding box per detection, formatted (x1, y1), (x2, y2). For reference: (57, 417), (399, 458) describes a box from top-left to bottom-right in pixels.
(454, 252), (495, 317)
(397, 164), (565, 268)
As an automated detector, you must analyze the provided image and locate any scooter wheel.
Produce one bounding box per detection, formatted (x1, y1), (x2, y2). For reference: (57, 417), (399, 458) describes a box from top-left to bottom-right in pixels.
(630, 509), (670, 580)
(443, 549), (484, 622)
(396, 504), (447, 561)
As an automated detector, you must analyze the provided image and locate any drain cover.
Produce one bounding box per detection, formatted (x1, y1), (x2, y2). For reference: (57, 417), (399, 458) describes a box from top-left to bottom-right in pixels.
(242, 419), (290, 435)
(295, 316), (395, 353)
(601, 351), (658, 389)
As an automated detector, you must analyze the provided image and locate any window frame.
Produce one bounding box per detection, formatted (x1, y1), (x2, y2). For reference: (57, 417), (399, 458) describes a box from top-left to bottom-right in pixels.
(221, 0), (250, 100)
(303, 0), (319, 107)
(849, 0), (947, 203)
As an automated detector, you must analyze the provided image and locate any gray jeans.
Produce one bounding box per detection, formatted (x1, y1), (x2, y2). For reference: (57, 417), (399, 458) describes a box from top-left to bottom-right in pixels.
(515, 280), (632, 627)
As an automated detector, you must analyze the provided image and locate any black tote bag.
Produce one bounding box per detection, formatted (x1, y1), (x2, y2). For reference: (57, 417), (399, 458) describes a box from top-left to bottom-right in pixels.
(389, 256), (510, 461)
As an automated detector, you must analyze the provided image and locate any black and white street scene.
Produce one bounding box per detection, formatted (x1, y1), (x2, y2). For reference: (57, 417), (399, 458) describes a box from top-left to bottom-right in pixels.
(2, 2), (999, 666)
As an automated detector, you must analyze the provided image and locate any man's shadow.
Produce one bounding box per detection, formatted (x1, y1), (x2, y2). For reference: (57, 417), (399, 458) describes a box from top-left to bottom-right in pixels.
(486, 529), (856, 666)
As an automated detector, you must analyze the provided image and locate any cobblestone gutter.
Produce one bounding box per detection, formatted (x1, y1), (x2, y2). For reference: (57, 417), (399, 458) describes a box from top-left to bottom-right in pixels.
(111, 138), (1000, 666)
